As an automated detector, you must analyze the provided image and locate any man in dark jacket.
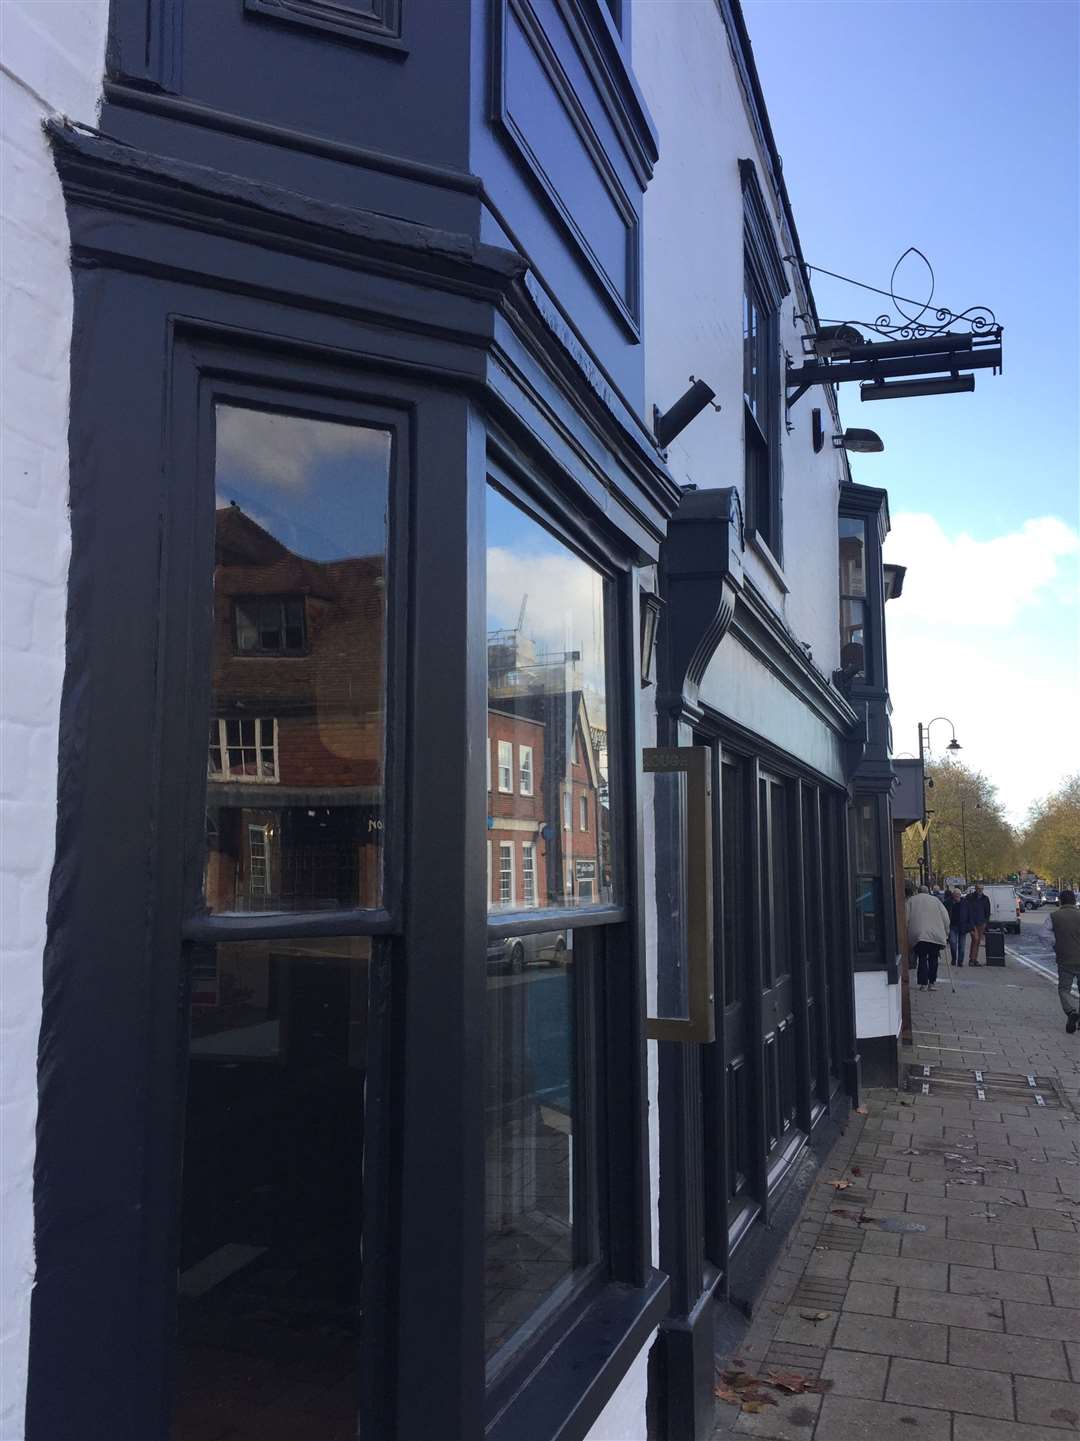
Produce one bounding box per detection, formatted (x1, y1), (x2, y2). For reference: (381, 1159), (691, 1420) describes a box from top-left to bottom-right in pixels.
(968, 884), (991, 966)
(946, 889), (972, 968)
(1042, 890), (1080, 1034)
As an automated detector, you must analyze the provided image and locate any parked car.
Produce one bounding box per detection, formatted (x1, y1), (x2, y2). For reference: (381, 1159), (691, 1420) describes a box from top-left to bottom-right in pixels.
(1043, 887), (1060, 904)
(487, 930), (569, 974)
(1019, 892), (1042, 911)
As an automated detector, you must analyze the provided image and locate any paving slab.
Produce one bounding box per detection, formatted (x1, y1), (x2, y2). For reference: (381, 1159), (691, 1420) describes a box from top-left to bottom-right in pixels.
(885, 1355), (1014, 1418)
(818, 1350), (889, 1400)
(955, 1418), (1080, 1440)
(900, 1233), (995, 1266)
(840, 1282), (895, 1316)
(1015, 1373), (1080, 1429)
(896, 1286), (1003, 1330)
(1004, 1299), (1080, 1341)
(731, 1391), (821, 1439)
(950, 1262), (1054, 1303)
(948, 1325), (1070, 1379)
(832, 1312), (948, 1362)
(812, 1394), (952, 1440)
(847, 1253), (948, 1291)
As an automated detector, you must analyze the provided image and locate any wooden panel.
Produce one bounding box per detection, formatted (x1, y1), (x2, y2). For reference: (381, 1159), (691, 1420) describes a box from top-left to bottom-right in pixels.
(492, 0), (639, 332)
(244, 0), (406, 53)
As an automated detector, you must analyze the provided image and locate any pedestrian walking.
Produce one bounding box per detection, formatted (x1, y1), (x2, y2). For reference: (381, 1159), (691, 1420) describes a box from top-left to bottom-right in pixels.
(1041, 889), (1080, 1034)
(906, 884), (950, 991)
(968, 883), (991, 966)
(945, 887), (972, 967)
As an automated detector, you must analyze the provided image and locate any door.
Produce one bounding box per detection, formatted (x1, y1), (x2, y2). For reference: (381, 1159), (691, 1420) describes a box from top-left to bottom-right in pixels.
(757, 770), (799, 1180)
(717, 750), (757, 1242)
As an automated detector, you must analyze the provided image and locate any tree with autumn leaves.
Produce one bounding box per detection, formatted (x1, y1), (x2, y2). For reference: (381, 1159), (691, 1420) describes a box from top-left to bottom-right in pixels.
(900, 758), (1019, 882)
(1020, 774), (1080, 887)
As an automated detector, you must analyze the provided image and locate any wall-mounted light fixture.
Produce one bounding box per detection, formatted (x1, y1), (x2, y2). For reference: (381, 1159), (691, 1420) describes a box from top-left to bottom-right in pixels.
(833, 427), (885, 452)
(640, 589), (664, 688)
(653, 376), (720, 448)
(861, 376), (975, 402)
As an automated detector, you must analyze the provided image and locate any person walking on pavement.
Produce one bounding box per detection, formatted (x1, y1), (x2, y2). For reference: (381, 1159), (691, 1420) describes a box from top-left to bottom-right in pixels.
(906, 884), (950, 991)
(1041, 889), (1080, 1034)
(968, 883), (991, 966)
(946, 887), (972, 968)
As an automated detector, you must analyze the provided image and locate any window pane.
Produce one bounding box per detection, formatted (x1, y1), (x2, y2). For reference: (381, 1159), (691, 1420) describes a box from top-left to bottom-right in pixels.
(174, 936), (369, 1441)
(721, 760), (743, 1007)
(854, 797), (879, 875)
(769, 782), (790, 977)
(838, 518), (867, 597)
(207, 406), (391, 913)
(484, 927), (575, 1359)
(840, 597), (867, 677)
(486, 487), (613, 913)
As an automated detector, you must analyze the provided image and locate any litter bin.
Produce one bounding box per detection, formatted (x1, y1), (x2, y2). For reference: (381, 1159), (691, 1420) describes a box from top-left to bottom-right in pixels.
(985, 927), (1006, 966)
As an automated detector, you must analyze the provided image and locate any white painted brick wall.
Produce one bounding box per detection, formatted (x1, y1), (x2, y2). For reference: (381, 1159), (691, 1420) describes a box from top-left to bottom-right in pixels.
(1, 6), (107, 1434)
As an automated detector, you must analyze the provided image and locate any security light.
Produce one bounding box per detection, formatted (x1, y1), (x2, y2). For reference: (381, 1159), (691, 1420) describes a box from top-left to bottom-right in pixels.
(653, 377), (720, 448)
(833, 428), (884, 453)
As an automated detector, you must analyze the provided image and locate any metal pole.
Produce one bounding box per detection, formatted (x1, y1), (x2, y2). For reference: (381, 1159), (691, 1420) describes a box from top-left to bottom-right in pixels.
(918, 722), (931, 884)
(961, 798), (969, 884)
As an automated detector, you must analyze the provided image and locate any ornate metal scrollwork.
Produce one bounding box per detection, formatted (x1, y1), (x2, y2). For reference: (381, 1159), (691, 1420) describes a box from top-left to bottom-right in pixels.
(795, 247), (1000, 343)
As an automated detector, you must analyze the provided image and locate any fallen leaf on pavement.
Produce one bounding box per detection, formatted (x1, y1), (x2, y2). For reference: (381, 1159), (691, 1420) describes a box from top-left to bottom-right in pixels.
(831, 1179), (851, 1190)
(720, 1371), (761, 1391)
(831, 1207), (864, 1221)
(851, 1166), (863, 1176)
(900, 1148), (921, 1155)
(799, 1311), (832, 1322)
(767, 1370), (810, 1393)
(803, 1378), (835, 1395)
(741, 1398), (777, 1414)
(1050, 1409), (1079, 1427)
(855, 1106), (868, 1114)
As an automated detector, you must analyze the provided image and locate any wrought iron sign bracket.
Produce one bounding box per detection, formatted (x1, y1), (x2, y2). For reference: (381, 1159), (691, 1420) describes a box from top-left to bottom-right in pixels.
(784, 247), (1003, 409)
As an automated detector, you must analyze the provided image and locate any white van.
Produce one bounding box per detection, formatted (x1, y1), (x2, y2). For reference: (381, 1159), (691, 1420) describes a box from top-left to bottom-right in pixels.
(983, 884), (1021, 934)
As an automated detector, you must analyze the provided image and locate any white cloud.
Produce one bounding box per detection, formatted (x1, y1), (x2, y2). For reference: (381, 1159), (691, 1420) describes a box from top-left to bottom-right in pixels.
(885, 512), (1080, 823)
(215, 406), (390, 492)
(885, 513), (1079, 627)
(487, 545), (608, 708)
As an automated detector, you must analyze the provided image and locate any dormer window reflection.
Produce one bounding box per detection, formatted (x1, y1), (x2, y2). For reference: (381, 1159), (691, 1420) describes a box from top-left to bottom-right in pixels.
(838, 517), (868, 679)
(234, 596), (306, 655)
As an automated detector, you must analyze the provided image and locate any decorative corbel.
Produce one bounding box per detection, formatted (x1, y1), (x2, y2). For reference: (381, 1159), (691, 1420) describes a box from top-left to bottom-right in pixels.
(657, 487), (745, 721)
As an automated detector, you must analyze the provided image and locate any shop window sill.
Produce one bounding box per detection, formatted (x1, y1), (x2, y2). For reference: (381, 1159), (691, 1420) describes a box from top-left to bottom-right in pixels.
(487, 1270), (669, 1441)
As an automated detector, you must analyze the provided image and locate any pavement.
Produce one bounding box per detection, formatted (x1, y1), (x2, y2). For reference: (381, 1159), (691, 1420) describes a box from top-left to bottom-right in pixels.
(711, 912), (1080, 1439)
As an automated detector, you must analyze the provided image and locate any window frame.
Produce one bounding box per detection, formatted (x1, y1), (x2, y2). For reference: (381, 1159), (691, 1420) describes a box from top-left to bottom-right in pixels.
(208, 714), (279, 782)
(481, 461), (654, 1423)
(497, 739), (513, 793)
(518, 743), (533, 796)
(233, 593), (308, 655)
(740, 159), (789, 567)
(32, 306), (665, 1441)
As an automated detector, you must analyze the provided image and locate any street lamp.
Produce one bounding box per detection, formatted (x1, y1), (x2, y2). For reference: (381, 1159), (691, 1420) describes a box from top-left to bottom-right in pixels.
(917, 718), (962, 885)
(959, 796), (982, 885)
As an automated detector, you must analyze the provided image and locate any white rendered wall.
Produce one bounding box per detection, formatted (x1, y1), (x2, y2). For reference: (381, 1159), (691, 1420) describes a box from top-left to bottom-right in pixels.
(633, 3), (848, 682)
(0, 6), (107, 1434)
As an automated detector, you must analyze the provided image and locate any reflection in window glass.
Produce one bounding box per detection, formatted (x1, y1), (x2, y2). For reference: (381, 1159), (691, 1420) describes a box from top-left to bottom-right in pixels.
(206, 406), (390, 913)
(838, 517), (868, 678)
(174, 936), (369, 1441)
(484, 929), (575, 1359)
(486, 487), (613, 913)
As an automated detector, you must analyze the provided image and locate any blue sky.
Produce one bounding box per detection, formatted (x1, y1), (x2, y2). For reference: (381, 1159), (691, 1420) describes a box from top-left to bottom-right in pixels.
(744, 0), (1079, 823)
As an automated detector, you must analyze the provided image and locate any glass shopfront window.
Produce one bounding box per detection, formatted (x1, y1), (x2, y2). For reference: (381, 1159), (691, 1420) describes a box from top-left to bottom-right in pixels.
(854, 794), (883, 949)
(483, 485), (613, 1368)
(206, 406), (391, 914)
(485, 486), (613, 914)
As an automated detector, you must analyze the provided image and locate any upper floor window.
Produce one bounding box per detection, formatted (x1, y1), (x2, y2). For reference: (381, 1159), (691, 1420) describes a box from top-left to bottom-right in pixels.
(498, 740), (513, 793)
(739, 159), (790, 565)
(208, 716), (278, 782)
(235, 596), (306, 655)
(742, 266), (777, 552)
(519, 744), (534, 796)
(838, 517), (869, 680)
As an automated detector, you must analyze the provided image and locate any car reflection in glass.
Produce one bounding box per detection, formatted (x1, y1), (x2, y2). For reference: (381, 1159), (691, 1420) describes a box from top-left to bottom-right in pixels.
(486, 930), (569, 974)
